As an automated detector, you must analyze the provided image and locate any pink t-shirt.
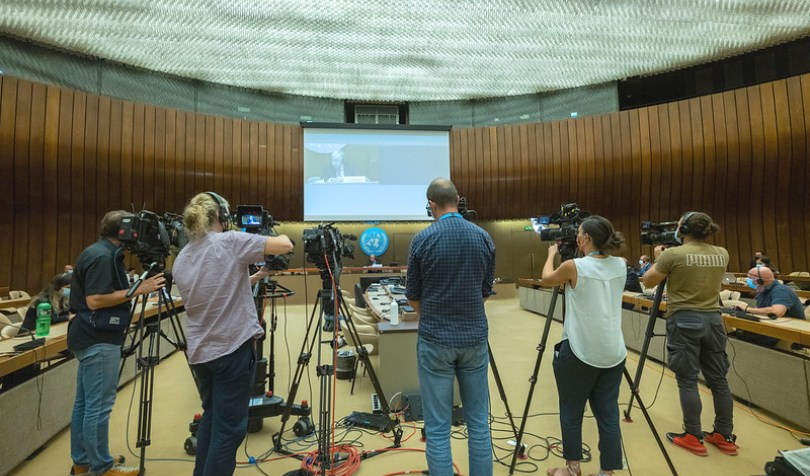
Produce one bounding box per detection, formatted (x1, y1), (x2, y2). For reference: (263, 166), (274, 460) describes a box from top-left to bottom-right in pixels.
(174, 231), (266, 364)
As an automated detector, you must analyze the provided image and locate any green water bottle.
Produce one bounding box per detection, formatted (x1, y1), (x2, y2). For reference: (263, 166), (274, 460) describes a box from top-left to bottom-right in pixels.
(35, 301), (52, 337)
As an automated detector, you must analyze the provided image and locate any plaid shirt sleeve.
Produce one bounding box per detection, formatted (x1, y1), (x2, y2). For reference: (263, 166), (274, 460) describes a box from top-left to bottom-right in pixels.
(482, 236), (495, 298)
(406, 234), (422, 302)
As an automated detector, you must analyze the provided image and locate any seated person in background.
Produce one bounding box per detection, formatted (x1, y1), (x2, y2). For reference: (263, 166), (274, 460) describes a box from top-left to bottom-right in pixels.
(754, 255), (779, 275)
(637, 255), (652, 277)
(366, 254), (380, 266)
(623, 257), (643, 294)
(749, 250), (765, 269)
(743, 266), (805, 320)
(21, 272), (73, 333)
(64, 264), (74, 274)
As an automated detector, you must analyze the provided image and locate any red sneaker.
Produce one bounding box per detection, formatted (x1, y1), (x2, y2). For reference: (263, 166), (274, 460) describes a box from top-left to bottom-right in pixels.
(704, 431), (738, 455)
(666, 431), (707, 456)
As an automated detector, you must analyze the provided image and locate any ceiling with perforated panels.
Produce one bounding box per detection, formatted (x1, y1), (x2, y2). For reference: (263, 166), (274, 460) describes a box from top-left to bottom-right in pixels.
(1, 1), (809, 101)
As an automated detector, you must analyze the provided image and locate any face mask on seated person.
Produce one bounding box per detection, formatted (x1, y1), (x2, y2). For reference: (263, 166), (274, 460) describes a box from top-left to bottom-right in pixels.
(745, 278), (758, 290)
(62, 288), (71, 298)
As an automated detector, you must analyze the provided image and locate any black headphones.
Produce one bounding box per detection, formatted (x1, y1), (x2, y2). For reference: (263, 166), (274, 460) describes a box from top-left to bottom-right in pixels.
(678, 211), (697, 236)
(205, 192), (231, 227)
(755, 266), (765, 285)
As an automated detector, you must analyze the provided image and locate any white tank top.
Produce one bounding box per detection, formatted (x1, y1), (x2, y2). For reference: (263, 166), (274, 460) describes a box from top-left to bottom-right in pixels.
(561, 256), (627, 368)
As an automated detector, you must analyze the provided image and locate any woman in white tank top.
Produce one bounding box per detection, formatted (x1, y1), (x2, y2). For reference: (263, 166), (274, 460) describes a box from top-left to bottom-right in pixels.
(541, 216), (627, 476)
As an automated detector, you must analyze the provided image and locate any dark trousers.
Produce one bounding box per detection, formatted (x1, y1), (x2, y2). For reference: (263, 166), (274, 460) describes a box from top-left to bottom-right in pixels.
(190, 339), (255, 476)
(666, 311), (733, 436)
(553, 340), (625, 471)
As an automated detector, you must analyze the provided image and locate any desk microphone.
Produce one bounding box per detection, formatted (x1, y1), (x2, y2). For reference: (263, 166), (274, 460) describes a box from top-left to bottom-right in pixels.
(5, 322), (46, 352)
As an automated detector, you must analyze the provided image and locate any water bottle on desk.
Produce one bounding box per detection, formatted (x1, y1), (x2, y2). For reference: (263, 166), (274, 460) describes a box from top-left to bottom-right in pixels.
(389, 299), (399, 325)
(36, 301), (52, 337)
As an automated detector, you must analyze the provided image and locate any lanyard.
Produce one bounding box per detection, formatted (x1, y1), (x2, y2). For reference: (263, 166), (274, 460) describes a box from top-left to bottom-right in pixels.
(587, 250), (602, 256)
(439, 212), (463, 220)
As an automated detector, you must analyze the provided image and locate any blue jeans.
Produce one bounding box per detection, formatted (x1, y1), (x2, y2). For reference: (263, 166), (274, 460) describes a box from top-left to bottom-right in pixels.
(553, 340), (624, 471)
(70, 343), (122, 474)
(417, 336), (492, 476)
(190, 339), (256, 476)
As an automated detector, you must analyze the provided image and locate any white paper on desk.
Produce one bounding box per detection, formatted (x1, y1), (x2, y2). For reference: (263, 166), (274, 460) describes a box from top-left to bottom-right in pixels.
(781, 447), (810, 473)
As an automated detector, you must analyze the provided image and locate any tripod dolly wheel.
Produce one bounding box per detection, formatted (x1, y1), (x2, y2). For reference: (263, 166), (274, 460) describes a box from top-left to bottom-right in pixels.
(293, 416), (315, 437)
(184, 436), (197, 456)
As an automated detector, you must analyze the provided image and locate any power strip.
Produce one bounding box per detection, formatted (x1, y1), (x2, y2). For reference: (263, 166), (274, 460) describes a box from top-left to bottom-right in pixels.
(371, 393), (381, 413)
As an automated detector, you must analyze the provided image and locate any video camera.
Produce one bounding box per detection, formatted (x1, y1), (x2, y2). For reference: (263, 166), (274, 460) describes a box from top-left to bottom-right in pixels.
(118, 210), (186, 270)
(640, 221), (680, 246)
(235, 205), (292, 271)
(303, 223), (356, 284)
(458, 197), (478, 222)
(531, 203), (590, 261)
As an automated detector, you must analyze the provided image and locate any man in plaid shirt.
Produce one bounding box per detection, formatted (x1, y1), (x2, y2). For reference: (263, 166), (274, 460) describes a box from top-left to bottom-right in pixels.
(406, 178), (496, 476)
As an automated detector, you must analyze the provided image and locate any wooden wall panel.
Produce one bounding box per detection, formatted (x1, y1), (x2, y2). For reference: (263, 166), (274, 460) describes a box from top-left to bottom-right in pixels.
(2, 73), (810, 292)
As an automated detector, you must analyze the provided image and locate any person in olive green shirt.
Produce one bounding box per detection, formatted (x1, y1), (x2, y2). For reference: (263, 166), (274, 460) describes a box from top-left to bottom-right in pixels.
(643, 211), (738, 457)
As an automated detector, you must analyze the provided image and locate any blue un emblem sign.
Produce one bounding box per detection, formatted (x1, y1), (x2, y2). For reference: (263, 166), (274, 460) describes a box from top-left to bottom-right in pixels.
(359, 227), (389, 256)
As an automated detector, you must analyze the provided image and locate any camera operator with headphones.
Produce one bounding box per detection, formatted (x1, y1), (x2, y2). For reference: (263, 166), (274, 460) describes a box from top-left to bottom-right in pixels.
(542, 216), (627, 476)
(642, 211), (737, 457)
(173, 192), (293, 476)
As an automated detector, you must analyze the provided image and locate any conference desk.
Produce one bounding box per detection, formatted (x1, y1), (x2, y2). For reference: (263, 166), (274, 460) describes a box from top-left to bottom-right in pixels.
(0, 299), (183, 378)
(363, 284), (418, 323)
(268, 269), (407, 305)
(723, 282), (810, 300)
(619, 292), (810, 346)
(518, 282), (810, 430)
(0, 298), (185, 476)
(732, 272), (810, 283)
(361, 285), (464, 407)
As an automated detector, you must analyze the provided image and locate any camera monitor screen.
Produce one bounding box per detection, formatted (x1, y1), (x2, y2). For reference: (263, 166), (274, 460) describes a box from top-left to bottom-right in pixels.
(242, 214), (262, 226)
(531, 216), (550, 234)
(302, 123), (451, 222)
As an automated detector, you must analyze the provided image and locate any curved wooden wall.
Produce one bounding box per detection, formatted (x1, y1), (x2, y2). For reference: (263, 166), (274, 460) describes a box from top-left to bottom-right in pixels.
(2, 73), (808, 292)
(452, 74), (810, 275)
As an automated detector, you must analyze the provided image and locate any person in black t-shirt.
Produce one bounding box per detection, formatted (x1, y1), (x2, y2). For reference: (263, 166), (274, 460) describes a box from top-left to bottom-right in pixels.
(67, 210), (165, 476)
(20, 272), (72, 334)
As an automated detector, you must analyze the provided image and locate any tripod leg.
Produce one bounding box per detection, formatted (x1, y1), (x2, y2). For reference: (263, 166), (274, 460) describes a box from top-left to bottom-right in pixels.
(622, 367), (678, 476)
(337, 290), (393, 417)
(274, 290), (326, 451)
(135, 318), (161, 475)
(488, 343), (523, 456)
(508, 286), (561, 475)
(118, 295), (149, 384)
(624, 279), (667, 421)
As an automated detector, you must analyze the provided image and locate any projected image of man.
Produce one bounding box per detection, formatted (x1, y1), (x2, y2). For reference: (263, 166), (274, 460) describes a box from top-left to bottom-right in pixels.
(322, 148), (356, 183)
(406, 178), (496, 476)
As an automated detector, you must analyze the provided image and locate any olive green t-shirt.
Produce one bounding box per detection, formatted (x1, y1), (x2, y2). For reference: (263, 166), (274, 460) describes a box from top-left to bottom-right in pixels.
(654, 241), (729, 316)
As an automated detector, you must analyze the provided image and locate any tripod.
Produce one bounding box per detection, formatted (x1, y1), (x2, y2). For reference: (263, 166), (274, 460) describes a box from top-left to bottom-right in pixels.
(508, 285), (562, 475)
(488, 342), (524, 458)
(273, 271), (396, 475)
(508, 284), (677, 476)
(247, 277), (310, 432)
(623, 278), (667, 421)
(119, 283), (187, 476)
